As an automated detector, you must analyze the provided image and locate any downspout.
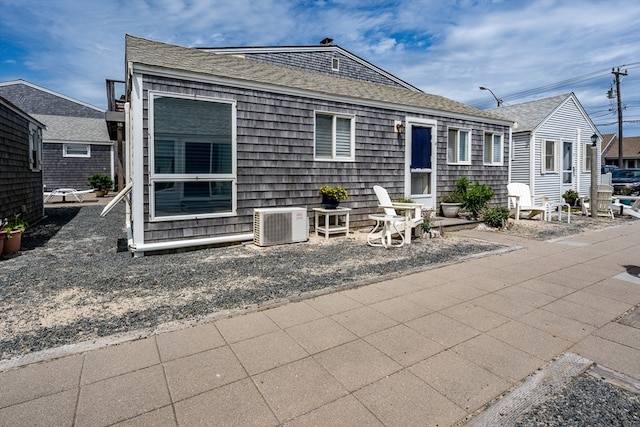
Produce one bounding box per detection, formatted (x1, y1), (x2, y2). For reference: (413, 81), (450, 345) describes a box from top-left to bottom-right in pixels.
(529, 132), (536, 192)
(129, 233), (254, 254)
(575, 128), (581, 193)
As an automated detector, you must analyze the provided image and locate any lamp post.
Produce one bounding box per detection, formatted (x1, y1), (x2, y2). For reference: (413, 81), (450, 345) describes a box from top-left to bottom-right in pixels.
(479, 86), (503, 107)
(590, 133), (598, 218)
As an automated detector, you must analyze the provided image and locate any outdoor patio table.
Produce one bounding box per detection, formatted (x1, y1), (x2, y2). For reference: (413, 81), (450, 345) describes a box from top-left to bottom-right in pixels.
(547, 202), (571, 223)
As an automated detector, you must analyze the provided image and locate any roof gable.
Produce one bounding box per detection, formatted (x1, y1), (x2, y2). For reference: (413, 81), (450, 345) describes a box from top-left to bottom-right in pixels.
(487, 93), (571, 132)
(0, 80), (104, 118)
(200, 44), (421, 91)
(125, 35), (510, 125)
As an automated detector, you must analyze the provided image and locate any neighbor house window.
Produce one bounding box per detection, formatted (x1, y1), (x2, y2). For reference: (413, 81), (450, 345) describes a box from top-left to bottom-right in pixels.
(583, 143), (594, 172)
(150, 93), (236, 220)
(28, 123), (42, 171)
(314, 112), (355, 161)
(541, 139), (558, 173)
(447, 128), (470, 164)
(483, 132), (503, 165)
(63, 144), (90, 158)
(332, 57), (340, 71)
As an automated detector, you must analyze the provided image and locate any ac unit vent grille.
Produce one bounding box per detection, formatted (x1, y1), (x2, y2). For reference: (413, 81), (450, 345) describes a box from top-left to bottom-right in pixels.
(254, 208), (308, 247)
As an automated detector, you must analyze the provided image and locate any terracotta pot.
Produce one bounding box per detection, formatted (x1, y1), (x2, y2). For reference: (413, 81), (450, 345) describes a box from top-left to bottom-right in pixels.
(3, 230), (22, 255)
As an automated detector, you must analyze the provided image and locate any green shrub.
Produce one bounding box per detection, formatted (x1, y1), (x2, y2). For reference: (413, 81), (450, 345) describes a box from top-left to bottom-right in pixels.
(462, 182), (494, 219)
(88, 173), (114, 190)
(484, 206), (510, 228)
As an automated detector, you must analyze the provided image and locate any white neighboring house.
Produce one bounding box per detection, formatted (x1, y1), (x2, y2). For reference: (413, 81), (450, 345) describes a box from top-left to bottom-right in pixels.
(488, 93), (600, 204)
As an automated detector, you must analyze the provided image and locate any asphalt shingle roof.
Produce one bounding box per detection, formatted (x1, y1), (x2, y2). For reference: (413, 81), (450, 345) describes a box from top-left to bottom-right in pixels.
(125, 35), (511, 124)
(32, 114), (111, 143)
(486, 94), (570, 132)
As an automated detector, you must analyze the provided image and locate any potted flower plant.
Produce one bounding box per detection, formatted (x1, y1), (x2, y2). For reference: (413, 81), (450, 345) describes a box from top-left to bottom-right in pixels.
(562, 189), (579, 206)
(3, 216), (28, 255)
(319, 185), (349, 209)
(88, 173), (114, 197)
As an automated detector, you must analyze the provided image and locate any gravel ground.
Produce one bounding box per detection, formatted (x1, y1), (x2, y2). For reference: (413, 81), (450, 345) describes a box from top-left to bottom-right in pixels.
(1, 204), (511, 361)
(515, 373), (640, 426)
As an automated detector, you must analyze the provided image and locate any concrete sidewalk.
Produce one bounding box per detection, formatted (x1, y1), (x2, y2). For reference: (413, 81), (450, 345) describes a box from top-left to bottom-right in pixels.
(1, 221), (639, 426)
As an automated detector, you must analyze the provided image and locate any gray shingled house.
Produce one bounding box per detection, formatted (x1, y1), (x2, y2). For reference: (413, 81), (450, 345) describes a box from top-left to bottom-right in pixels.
(488, 93), (601, 204)
(0, 80), (114, 192)
(0, 95), (45, 224)
(111, 35), (512, 255)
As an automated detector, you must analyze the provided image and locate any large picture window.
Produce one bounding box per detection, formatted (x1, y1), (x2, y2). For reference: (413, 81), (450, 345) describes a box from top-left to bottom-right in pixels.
(314, 112), (355, 161)
(483, 132), (503, 165)
(150, 93), (236, 220)
(541, 139), (558, 173)
(447, 128), (470, 164)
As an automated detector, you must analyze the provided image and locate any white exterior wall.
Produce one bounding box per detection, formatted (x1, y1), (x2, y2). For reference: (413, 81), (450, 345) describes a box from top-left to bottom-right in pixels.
(511, 96), (599, 205)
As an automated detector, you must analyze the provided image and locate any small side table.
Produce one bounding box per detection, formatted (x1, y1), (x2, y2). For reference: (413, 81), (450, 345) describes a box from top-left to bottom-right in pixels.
(313, 207), (351, 240)
(547, 202), (571, 223)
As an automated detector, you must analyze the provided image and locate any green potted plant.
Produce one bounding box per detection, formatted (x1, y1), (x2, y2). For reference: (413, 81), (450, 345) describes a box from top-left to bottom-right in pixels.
(440, 177), (468, 218)
(3, 216), (28, 255)
(88, 173), (114, 197)
(462, 182), (494, 219)
(319, 185), (348, 209)
(562, 189), (579, 206)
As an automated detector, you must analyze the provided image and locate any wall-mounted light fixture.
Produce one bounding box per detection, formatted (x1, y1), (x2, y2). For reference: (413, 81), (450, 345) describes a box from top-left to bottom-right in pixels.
(591, 133), (598, 146)
(395, 120), (405, 134)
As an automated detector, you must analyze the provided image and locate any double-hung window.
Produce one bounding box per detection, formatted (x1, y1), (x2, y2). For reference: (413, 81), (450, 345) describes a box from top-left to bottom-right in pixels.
(150, 93), (236, 220)
(541, 139), (558, 173)
(63, 144), (90, 158)
(447, 128), (470, 164)
(483, 132), (503, 165)
(28, 123), (42, 171)
(314, 112), (355, 161)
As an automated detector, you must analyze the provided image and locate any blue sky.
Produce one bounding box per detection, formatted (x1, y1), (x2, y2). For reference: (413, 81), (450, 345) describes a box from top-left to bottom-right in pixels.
(1, 0), (639, 136)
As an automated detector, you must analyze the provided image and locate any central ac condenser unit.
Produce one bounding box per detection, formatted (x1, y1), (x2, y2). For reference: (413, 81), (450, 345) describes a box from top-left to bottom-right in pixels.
(253, 207), (309, 247)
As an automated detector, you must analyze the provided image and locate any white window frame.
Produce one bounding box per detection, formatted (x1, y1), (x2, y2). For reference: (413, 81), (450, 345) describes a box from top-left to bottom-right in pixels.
(148, 91), (237, 221)
(63, 144), (91, 158)
(447, 128), (471, 165)
(331, 57), (340, 71)
(314, 111), (355, 161)
(541, 139), (559, 174)
(483, 132), (503, 165)
(28, 123), (42, 172)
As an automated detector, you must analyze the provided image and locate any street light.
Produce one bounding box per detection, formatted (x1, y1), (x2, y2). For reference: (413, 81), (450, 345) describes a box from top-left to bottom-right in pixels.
(479, 86), (503, 107)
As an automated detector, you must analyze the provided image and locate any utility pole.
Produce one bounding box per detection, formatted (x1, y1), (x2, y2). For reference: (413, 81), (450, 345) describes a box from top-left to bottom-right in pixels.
(612, 67), (628, 168)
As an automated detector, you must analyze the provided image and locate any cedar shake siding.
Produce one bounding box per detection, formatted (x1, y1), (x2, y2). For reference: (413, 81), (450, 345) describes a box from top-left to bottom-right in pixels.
(138, 76), (509, 244)
(0, 97), (44, 225)
(42, 143), (112, 190)
(125, 35), (512, 252)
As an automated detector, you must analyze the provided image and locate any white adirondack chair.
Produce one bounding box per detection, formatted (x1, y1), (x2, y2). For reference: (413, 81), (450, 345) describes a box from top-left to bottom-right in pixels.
(370, 185), (423, 245)
(507, 183), (548, 221)
(580, 184), (614, 219)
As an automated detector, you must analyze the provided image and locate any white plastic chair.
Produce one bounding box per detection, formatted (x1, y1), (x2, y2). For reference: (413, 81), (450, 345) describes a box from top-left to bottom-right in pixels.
(371, 185), (423, 245)
(507, 183), (548, 221)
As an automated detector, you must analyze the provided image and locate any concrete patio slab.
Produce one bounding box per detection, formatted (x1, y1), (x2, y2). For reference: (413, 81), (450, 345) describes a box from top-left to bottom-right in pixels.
(174, 378), (278, 427)
(75, 365), (171, 426)
(163, 346), (246, 402)
(406, 312), (481, 348)
(231, 329), (308, 375)
(331, 306), (398, 337)
(364, 324), (444, 367)
(156, 321), (226, 362)
(487, 320), (572, 360)
(283, 395), (383, 427)
(0, 389), (77, 427)
(215, 311), (280, 343)
(285, 317), (357, 354)
(369, 294), (433, 322)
